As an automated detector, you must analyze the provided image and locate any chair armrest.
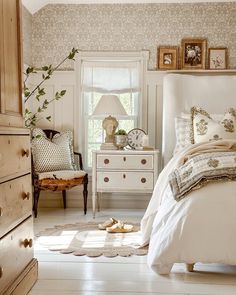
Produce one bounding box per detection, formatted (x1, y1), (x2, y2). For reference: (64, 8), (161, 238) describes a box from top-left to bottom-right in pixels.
(74, 152), (84, 170)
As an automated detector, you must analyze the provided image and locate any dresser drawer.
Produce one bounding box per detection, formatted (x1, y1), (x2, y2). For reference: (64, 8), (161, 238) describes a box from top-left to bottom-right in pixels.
(0, 217), (34, 294)
(0, 174), (32, 238)
(97, 154), (153, 170)
(97, 171), (154, 191)
(0, 135), (31, 180)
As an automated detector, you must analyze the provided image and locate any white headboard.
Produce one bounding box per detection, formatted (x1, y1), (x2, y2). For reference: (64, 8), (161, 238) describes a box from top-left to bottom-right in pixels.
(162, 73), (236, 166)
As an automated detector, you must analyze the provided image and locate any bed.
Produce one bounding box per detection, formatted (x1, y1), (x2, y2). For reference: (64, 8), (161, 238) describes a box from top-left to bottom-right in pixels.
(140, 73), (236, 274)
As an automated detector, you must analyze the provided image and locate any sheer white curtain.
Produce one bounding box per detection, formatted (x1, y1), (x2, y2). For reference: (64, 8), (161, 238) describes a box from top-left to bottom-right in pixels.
(81, 60), (141, 169)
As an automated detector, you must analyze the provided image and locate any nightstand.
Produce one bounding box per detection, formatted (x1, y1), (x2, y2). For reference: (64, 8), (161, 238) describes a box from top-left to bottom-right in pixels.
(92, 149), (159, 218)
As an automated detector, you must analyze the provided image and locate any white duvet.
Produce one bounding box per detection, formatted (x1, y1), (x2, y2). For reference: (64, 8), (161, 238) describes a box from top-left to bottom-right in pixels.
(140, 141), (236, 274)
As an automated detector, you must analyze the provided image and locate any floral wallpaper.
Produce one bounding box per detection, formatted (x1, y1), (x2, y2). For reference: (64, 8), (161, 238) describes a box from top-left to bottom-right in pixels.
(22, 5), (32, 66)
(27, 3), (236, 70)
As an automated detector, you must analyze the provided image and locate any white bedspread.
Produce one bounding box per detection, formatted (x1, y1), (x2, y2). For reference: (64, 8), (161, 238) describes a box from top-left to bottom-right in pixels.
(140, 141), (236, 274)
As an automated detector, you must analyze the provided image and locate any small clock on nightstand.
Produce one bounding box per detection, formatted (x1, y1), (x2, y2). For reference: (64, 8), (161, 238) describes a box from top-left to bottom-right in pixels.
(127, 128), (146, 150)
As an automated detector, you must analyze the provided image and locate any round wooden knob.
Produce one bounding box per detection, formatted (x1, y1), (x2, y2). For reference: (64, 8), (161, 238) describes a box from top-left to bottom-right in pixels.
(22, 238), (33, 248)
(22, 192), (30, 200)
(104, 159), (109, 164)
(123, 174), (126, 179)
(22, 149), (30, 157)
(104, 177), (109, 183)
(123, 157), (126, 162)
(141, 178), (146, 183)
(0, 266), (3, 278)
(141, 159), (147, 165)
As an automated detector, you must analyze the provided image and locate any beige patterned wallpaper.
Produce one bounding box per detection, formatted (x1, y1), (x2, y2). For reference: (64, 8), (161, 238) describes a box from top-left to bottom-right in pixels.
(26, 3), (236, 70)
(22, 5), (32, 66)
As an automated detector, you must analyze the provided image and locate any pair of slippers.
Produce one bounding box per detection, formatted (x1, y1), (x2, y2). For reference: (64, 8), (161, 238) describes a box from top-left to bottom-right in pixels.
(98, 218), (134, 233)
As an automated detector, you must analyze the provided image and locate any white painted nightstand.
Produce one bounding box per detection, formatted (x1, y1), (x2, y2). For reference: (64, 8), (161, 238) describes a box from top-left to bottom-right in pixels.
(92, 149), (159, 218)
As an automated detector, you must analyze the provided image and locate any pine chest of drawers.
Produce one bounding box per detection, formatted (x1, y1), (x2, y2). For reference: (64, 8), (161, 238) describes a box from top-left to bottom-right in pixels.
(92, 150), (159, 217)
(0, 127), (38, 295)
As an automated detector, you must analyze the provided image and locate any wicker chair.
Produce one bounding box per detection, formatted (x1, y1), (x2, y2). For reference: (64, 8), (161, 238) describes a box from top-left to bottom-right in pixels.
(32, 129), (88, 217)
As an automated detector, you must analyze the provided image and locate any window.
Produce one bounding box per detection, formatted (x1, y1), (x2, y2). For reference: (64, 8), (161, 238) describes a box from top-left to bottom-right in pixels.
(78, 52), (148, 170)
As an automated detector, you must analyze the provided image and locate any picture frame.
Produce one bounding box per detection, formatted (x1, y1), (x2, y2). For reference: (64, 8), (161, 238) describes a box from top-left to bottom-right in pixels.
(181, 38), (207, 70)
(157, 46), (179, 70)
(208, 47), (227, 70)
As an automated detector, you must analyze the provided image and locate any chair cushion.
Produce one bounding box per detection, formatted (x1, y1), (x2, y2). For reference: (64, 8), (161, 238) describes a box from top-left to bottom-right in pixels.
(38, 170), (86, 180)
(31, 128), (75, 173)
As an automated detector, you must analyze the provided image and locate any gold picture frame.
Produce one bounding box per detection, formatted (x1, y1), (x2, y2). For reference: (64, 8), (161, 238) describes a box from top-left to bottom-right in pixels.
(181, 38), (207, 70)
(158, 46), (179, 70)
(208, 47), (227, 70)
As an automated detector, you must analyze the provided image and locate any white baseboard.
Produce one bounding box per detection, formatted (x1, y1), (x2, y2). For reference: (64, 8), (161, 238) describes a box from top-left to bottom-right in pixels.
(38, 189), (151, 210)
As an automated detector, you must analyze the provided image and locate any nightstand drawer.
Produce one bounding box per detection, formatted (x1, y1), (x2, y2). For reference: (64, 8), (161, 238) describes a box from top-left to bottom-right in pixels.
(97, 154), (153, 170)
(97, 171), (153, 190)
(0, 174), (32, 238)
(0, 217), (34, 294)
(0, 135), (31, 180)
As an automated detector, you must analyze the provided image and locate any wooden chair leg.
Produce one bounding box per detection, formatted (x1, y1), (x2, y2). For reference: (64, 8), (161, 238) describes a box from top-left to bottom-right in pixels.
(83, 174), (88, 215)
(62, 190), (67, 209)
(33, 187), (41, 218)
(186, 263), (194, 272)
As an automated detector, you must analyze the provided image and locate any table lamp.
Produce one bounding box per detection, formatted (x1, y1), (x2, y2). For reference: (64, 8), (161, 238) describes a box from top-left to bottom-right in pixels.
(93, 95), (127, 150)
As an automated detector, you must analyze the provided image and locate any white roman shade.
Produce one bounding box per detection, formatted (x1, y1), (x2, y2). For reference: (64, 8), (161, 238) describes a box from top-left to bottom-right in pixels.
(81, 61), (141, 94)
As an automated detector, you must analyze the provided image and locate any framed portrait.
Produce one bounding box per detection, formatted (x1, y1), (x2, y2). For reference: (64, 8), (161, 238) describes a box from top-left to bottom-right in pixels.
(157, 46), (179, 70)
(181, 38), (207, 70)
(208, 47), (227, 70)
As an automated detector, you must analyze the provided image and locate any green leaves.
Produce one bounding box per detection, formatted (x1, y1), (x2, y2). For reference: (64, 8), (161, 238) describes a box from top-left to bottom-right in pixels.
(23, 47), (79, 128)
(55, 90), (66, 100)
(68, 48), (79, 60)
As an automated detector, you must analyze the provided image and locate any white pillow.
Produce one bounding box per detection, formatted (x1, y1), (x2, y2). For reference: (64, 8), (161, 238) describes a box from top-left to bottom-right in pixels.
(31, 128), (75, 173)
(191, 107), (236, 144)
(174, 117), (192, 154)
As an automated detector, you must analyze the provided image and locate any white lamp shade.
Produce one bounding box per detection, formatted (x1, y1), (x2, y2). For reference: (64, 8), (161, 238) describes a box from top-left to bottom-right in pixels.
(93, 95), (127, 116)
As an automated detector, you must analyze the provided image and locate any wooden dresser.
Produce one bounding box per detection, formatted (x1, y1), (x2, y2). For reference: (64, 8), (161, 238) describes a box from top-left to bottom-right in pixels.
(0, 0), (38, 294)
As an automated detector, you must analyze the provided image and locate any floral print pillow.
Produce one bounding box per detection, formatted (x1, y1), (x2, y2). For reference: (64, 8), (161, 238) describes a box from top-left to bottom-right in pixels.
(191, 106), (236, 144)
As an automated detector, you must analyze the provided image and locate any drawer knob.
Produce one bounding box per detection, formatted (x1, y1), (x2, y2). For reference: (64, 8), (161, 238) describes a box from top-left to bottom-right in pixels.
(141, 178), (146, 183)
(104, 159), (109, 164)
(123, 174), (126, 179)
(0, 207), (2, 217)
(22, 192), (30, 200)
(141, 159), (147, 165)
(0, 266), (3, 278)
(22, 149), (30, 158)
(22, 238), (33, 248)
(104, 177), (109, 183)
(123, 157), (126, 162)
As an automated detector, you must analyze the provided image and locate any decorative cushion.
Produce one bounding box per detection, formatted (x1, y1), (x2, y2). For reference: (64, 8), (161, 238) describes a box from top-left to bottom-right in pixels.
(31, 128), (75, 173)
(191, 107), (236, 144)
(174, 117), (192, 154)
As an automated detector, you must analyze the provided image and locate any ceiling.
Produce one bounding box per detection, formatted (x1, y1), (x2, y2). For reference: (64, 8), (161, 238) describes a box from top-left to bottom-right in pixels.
(22, 0), (236, 14)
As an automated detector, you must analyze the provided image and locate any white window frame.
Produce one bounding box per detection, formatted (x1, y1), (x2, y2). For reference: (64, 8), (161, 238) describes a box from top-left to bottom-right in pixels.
(75, 51), (149, 170)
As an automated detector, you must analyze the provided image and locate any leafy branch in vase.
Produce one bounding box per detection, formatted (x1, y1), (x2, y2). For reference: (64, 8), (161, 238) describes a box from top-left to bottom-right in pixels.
(24, 47), (79, 128)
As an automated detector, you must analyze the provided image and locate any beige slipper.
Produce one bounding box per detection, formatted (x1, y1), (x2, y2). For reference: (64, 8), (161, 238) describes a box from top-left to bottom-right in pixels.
(98, 218), (118, 230)
(106, 221), (134, 233)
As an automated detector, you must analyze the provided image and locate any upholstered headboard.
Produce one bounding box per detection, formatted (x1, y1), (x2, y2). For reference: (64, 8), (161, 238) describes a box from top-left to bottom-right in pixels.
(162, 73), (236, 166)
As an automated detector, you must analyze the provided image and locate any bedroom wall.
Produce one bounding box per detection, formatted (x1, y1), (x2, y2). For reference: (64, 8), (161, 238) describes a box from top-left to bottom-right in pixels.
(30, 3), (236, 70)
(22, 5), (32, 65)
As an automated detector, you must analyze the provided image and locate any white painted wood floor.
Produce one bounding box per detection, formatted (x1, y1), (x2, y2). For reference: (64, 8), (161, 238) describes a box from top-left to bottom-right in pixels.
(29, 208), (236, 295)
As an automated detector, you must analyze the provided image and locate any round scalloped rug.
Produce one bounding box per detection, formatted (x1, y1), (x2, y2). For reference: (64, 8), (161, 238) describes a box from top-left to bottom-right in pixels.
(35, 222), (148, 257)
